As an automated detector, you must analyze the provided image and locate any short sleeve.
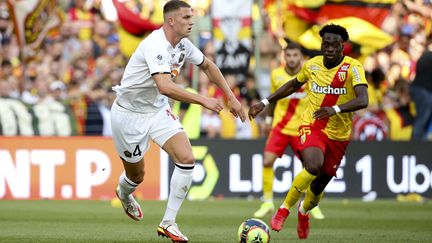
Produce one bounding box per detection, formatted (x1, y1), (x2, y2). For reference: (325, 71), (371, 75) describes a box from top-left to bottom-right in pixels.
(296, 62), (310, 83)
(184, 39), (205, 66)
(350, 63), (368, 87)
(142, 44), (171, 75)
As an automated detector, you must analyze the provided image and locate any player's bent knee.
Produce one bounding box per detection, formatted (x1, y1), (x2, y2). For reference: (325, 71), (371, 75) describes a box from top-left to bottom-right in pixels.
(177, 154), (195, 164)
(304, 164), (321, 176)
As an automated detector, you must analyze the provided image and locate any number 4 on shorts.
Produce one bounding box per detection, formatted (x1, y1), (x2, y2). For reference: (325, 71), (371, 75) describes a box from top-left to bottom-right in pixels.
(133, 145), (142, 157)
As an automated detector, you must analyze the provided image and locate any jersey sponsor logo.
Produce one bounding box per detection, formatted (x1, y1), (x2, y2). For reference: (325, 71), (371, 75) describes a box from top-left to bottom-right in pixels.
(179, 53), (185, 63)
(352, 66), (361, 83)
(310, 65), (320, 71)
(123, 151), (132, 158)
(340, 64), (349, 71)
(311, 82), (347, 95)
(156, 54), (165, 65)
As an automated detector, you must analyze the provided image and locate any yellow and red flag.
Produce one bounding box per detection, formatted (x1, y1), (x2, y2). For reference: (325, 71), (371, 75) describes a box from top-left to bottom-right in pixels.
(112, 0), (163, 57)
(7, 0), (62, 52)
(317, 0), (397, 27)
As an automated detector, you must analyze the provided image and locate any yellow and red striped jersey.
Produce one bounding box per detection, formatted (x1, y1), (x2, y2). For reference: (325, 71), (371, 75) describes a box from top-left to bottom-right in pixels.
(297, 56), (368, 141)
(271, 67), (307, 136)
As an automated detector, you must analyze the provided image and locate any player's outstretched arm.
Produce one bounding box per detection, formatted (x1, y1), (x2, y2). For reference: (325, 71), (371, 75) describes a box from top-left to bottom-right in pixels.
(199, 58), (246, 122)
(154, 73), (224, 114)
(313, 84), (369, 119)
(248, 78), (303, 120)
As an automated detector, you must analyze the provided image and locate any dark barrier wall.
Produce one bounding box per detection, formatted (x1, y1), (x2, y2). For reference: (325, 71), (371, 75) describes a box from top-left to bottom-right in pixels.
(167, 140), (432, 199)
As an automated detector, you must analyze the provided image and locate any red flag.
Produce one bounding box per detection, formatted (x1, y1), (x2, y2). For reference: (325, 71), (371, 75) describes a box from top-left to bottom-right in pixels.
(112, 0), (161, 35)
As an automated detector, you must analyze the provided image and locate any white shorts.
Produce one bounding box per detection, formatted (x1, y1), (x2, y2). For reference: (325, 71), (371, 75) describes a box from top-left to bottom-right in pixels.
(111, 101), (184, 163)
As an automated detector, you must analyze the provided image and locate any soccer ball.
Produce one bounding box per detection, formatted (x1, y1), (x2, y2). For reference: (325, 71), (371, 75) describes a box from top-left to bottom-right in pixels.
(237, 218), (271, 243)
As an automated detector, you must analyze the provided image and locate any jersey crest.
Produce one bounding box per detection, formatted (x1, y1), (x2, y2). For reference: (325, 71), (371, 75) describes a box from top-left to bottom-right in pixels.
(337, 72), (346, 82)
(337, 64), (350, 82)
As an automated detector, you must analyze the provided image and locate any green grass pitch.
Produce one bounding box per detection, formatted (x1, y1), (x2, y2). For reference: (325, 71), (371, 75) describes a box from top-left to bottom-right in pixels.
(0, 198), (431, 242)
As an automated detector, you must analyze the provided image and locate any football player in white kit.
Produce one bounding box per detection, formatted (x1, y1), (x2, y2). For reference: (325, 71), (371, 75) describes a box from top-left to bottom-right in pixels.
(110, 1), (246, 242)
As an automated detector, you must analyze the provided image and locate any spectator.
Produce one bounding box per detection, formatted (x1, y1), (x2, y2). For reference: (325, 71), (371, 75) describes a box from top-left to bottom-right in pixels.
(68, 0), (95, 41)
(384, 79), (415, 141)
(0, 5), (12, 47)
(410, 43), (432, 140)
(240, 73), (261, 106)
(34, 80), (74, 136)
(257, 12), (281, 98)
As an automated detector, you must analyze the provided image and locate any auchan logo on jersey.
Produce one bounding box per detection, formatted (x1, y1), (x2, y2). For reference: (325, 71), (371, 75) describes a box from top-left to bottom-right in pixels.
(311, 82), (347, 95)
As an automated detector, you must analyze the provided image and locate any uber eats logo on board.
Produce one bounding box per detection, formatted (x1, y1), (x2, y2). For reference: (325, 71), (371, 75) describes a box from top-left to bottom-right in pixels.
(188, 146), (219, 200)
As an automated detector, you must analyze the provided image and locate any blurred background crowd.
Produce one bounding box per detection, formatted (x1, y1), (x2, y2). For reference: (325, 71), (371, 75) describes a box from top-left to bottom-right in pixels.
(0, 0), (431, 141)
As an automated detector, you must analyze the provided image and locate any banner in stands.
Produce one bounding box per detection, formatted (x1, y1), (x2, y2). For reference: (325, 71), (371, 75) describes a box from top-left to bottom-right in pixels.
(2, 138), (431, 200)
(0, 137), (160, 200)
(212, 0), (252, 79)
(163, 140), (432, 199)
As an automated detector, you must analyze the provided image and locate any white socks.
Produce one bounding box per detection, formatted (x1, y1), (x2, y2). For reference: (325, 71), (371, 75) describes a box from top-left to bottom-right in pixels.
(118, 171), (138, 199)
(162, 163), (194, 224)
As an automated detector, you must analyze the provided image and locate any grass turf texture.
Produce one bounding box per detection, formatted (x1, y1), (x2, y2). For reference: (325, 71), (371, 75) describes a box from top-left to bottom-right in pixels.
(0, 199), (431, 242)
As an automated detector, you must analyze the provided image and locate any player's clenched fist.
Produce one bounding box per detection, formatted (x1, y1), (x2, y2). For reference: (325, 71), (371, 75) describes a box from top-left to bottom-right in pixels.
(313, 107), (336, 119)
(248, 102), (265, 120)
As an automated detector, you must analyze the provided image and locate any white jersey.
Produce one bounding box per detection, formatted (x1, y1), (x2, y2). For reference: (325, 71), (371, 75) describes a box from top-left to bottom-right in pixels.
(113, 28), (205, 113)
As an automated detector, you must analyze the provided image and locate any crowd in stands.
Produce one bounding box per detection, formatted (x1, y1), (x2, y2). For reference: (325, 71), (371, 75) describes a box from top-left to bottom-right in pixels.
(0, 0), (431, 141)
(355, 0), (432, 141)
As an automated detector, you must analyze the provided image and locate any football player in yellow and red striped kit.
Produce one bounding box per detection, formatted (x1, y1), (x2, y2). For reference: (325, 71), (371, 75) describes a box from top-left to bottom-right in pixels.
(254, 43), (325, 221)
(248, 24), (368, 239)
